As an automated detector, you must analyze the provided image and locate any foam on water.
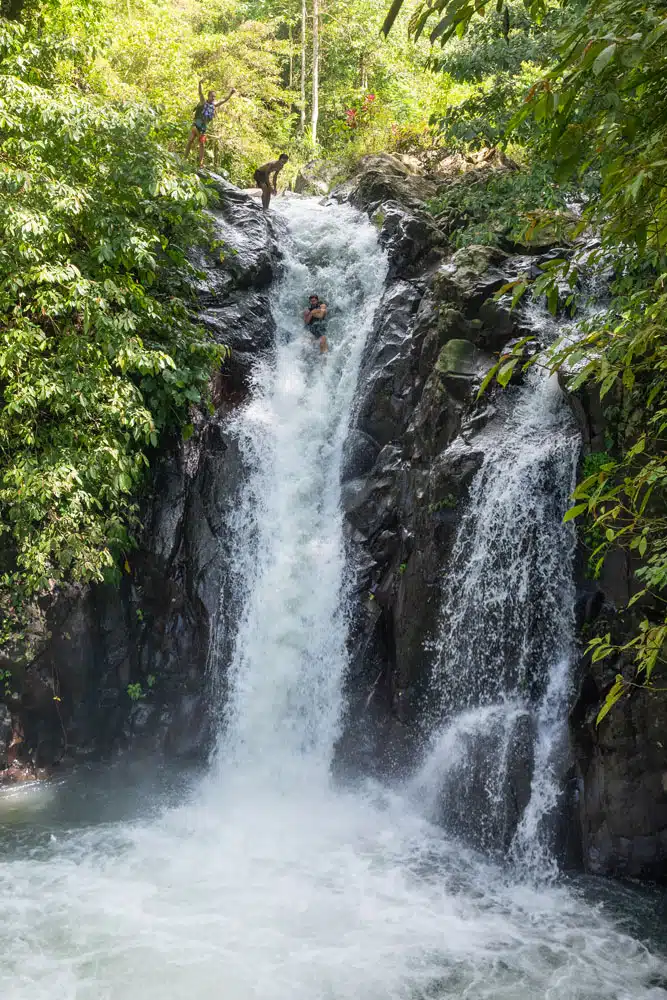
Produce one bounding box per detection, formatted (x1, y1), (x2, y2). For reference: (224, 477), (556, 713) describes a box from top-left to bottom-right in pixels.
(0, 198), (664, 1000)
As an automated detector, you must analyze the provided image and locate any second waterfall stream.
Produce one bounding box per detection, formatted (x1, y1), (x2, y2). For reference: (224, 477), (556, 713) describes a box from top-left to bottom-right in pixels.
(0, 198), (664, 1000)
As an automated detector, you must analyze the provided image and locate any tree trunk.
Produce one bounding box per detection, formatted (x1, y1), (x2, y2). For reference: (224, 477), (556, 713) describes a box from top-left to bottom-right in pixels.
(300, 0), (307, 133)
(289, 25), (293, 90)
(311, 0), (319, 148)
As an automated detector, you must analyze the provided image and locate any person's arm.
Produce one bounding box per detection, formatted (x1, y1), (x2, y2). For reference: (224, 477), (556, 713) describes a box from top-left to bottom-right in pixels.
(271, 162), (285, 194)
(304, 308), (312, 324)
(215, 88), (236, 108)
(198, 80), (205, 102)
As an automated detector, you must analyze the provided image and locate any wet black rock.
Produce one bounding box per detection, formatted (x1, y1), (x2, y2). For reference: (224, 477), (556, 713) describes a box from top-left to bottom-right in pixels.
(341, 430), (381, 484)
(566, 379), (667, 880)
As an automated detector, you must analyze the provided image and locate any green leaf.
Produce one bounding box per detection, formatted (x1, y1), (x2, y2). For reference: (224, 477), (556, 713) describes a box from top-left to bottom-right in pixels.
(477, 361), (501, 399)
(496, 358), (517, 387)
(563, 502), (587, 523)
(596, 675), (626, 726)
(600, 373), (617, 399)
(592, 43), (616, 75)
(381, 0), (405, 36)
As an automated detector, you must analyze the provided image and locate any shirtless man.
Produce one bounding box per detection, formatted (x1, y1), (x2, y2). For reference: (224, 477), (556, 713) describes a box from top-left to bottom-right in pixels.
(186, 80), (235, 168)
(304, 294), (328, 353)
(254, 154), (289, 210)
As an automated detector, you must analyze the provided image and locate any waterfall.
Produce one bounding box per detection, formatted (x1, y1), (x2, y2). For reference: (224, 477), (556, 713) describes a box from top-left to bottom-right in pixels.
(0, 199), (664, 1000)
(415, 354), (580, 865)
(213, 196), (387, 779)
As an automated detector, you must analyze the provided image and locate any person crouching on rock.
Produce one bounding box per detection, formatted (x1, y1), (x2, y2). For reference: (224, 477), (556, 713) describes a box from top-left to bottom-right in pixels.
(254, 154), (289, 210)
(186, 80), (235, 168)
(304, 294), (328, 353)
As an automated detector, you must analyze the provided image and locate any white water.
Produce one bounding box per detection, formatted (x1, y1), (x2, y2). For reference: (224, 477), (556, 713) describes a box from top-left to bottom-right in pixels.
(0, 199), (665, 1000)
(417, 324), (581, 861)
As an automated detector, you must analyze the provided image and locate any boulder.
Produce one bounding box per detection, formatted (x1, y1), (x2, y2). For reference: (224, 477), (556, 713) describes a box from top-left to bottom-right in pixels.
(572, 663), (667, 879)
(341, 430), (381, 483)
(340, 153), (441, 212)
(294, 159), (342, 196)
(373, 201), (445, 277)
(355, 281), (423, 446)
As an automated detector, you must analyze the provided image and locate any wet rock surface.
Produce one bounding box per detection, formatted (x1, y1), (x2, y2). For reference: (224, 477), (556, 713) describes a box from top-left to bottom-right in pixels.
(331, 155), (526, 778)
(332, 153), (667, 885)
(567, 383), (667, 880)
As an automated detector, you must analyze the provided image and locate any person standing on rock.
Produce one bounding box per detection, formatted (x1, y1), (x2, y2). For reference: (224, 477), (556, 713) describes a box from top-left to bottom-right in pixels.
(185, 80), (235, 168)
(254, 154), (289, 210)
(304, 294), (328, 353)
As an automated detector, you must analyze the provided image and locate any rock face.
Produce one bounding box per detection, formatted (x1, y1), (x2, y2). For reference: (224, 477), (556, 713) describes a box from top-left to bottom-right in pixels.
(567, 384), (667, 880)
(0, 176), (280, 779)
(334, 152), (667, 884)
(331, 155), (531, 775)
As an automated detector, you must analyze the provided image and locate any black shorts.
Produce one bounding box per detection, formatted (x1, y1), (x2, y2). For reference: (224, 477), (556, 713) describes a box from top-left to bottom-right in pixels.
(309, 324), (326, 339)
(254, 169), (269, 186)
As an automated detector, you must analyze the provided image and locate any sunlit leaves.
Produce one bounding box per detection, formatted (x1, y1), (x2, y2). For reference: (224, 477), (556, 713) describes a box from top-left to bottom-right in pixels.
(0, 22), (223, 606)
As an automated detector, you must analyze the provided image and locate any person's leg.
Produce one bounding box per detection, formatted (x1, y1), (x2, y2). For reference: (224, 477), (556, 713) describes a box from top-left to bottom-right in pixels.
(261, 182), (271, 210)
(319, 335), (328, 353)
(198, 133), (206, 168)
(185, 126), (198, 157)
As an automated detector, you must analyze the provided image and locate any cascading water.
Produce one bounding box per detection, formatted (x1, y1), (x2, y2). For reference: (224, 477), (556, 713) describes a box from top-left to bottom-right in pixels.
(414, 312), (581, 864)
(214, 197), (386, 778)
(0, 200), (665, 1000)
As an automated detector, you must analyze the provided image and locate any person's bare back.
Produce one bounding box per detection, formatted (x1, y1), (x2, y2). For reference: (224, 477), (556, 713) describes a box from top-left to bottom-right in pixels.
(254, 154), (289, 210)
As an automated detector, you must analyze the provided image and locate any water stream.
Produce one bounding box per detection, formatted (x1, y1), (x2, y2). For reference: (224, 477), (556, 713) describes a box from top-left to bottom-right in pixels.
(0, 198), (665, 1000)
(415, 359), (580, 864)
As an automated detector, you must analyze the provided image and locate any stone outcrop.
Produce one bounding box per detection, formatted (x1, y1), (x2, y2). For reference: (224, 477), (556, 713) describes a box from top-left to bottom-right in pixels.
(333, 152), (667, 884)
(566, 383), (667, 879)
(0, 176), (280, 780)
(331, 155), (531, 775)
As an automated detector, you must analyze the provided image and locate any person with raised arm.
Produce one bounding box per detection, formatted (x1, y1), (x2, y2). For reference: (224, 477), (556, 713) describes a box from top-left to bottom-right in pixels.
(186, 80), (235, 168)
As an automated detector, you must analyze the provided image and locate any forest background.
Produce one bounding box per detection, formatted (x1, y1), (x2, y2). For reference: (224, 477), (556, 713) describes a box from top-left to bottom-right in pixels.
(1, 0), (665, 707)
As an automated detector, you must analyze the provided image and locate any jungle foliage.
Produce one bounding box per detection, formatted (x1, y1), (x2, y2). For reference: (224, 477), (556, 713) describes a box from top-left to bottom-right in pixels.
(0, 16), (223, 624)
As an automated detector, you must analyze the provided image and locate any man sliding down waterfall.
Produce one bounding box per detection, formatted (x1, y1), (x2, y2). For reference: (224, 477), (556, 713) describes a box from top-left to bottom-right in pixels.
(303, 294), (328, 353)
